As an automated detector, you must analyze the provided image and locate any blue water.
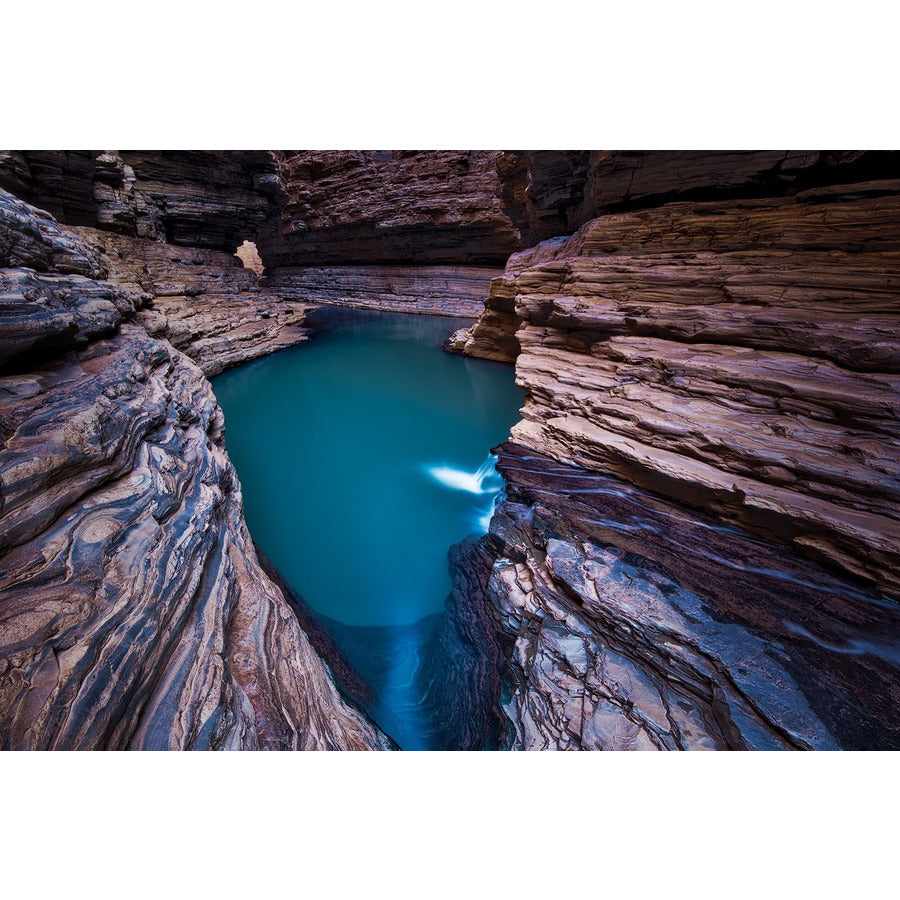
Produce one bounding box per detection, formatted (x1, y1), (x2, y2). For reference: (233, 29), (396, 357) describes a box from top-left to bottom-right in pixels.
(212, 310), (524, 747)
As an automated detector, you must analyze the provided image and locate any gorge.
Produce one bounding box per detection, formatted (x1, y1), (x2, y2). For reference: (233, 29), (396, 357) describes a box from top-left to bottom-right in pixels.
(212, 310), (523, 749)
(0, 150), (897, 750)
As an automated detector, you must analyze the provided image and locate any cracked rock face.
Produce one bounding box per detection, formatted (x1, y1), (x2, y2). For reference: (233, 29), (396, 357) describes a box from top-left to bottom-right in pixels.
(456, 180), (900, 598)
(0, 185), (389, 750)
(485, 444), (899, 750)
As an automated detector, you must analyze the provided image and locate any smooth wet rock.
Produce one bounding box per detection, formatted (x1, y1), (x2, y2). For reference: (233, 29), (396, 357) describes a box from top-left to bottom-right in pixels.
(421, 537), (513, 750)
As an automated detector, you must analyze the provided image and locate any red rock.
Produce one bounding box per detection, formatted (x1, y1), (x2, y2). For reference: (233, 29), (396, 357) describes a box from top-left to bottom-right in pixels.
(457, 180), (900, 597)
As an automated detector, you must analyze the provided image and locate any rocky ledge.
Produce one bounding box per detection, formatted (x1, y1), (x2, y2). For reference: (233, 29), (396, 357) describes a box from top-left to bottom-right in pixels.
(264, 265), (499, 318)
(453, 180), (900, 599)
(79, 227), (310, 377)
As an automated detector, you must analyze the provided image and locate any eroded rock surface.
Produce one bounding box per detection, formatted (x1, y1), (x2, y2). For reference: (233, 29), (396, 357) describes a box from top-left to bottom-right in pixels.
(79, 228), (310, 377)
(261, 150), (522, 266)
(265, 265), (498, 317)
(0, 184), (388, 750)
(483, 444), (899, 750)
(1, 151), (284, 251)
(4, 150), (899, 751)
(421, 537), (513, 750)
(456, 181), (900, 597)
(500, 150), (900, 244)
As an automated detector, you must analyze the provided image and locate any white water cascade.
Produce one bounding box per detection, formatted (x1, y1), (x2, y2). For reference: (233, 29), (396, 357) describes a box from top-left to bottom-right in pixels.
(424, 453), (505, 533)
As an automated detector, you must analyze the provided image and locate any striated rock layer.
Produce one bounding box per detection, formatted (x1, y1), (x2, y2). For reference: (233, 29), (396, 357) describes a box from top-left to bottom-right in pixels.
(260, 151), (900, 267)
(0, 187), (389, 750)
(1, 150), (284, 251)
(454, 179), (900, 599)
(420, 537), (513, 750)
(500, 150), (900, 245)
(77, 227), (310, 377)
(5, 150), (899, 751)
(264, 265), (499, 317)
(483, 444), (899, 750)
(261, 150), (522, 266)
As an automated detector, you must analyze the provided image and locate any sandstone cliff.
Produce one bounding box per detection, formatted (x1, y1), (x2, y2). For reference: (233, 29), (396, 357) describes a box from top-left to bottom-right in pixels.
(500, 150), (900, 244)
(264, 265), (499, 317)
(448, 159), (900, 749)
(260, 150), (521, 267)
(253, 151), (899, 321)
(0, 186), (389, 750)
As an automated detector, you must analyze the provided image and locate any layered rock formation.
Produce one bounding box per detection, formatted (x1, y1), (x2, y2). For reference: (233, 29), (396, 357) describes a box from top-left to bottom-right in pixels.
(257, 151), (522, 317)
(261, 152), (900, 321)
(265, 265), (498, 317)
(260, 150), (522, 267)
(499, 150), (900, 245)
(78, 228), (310, 377)
(454, 179), (900, 599)
(483, 444), (899, 750)
(0, 151), (283, 250)
(421, 537), (513, 750)
(0, 186), (388, 750)
(3, 149), (898, 751)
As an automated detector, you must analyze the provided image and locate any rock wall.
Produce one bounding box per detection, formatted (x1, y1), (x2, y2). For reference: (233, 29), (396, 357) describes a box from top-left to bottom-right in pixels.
(0, 188), (389, 750)
(265, 265), (499, 317)
(454, 178), (900, 599)
(258, 151), (900, 321)
(484, 444), (899, 750)
(0, 151), (284, 252)
(502, 150), (900, 245)
(260, 150), (522, 267)
(77, 228), (310, 377)
(4, 149), (898, 751)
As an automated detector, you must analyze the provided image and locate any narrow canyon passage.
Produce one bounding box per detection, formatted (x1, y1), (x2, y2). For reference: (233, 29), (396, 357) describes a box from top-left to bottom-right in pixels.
(2, 149), (897, 751)
(213, 310), (524, 748)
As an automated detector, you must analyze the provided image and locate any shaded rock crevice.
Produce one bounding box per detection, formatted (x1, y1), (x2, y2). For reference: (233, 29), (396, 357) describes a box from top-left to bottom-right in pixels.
(1, 150), (285, 252)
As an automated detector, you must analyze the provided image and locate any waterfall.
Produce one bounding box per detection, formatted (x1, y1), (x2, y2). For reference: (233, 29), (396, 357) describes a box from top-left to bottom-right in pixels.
(425, 452), (504, 533)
